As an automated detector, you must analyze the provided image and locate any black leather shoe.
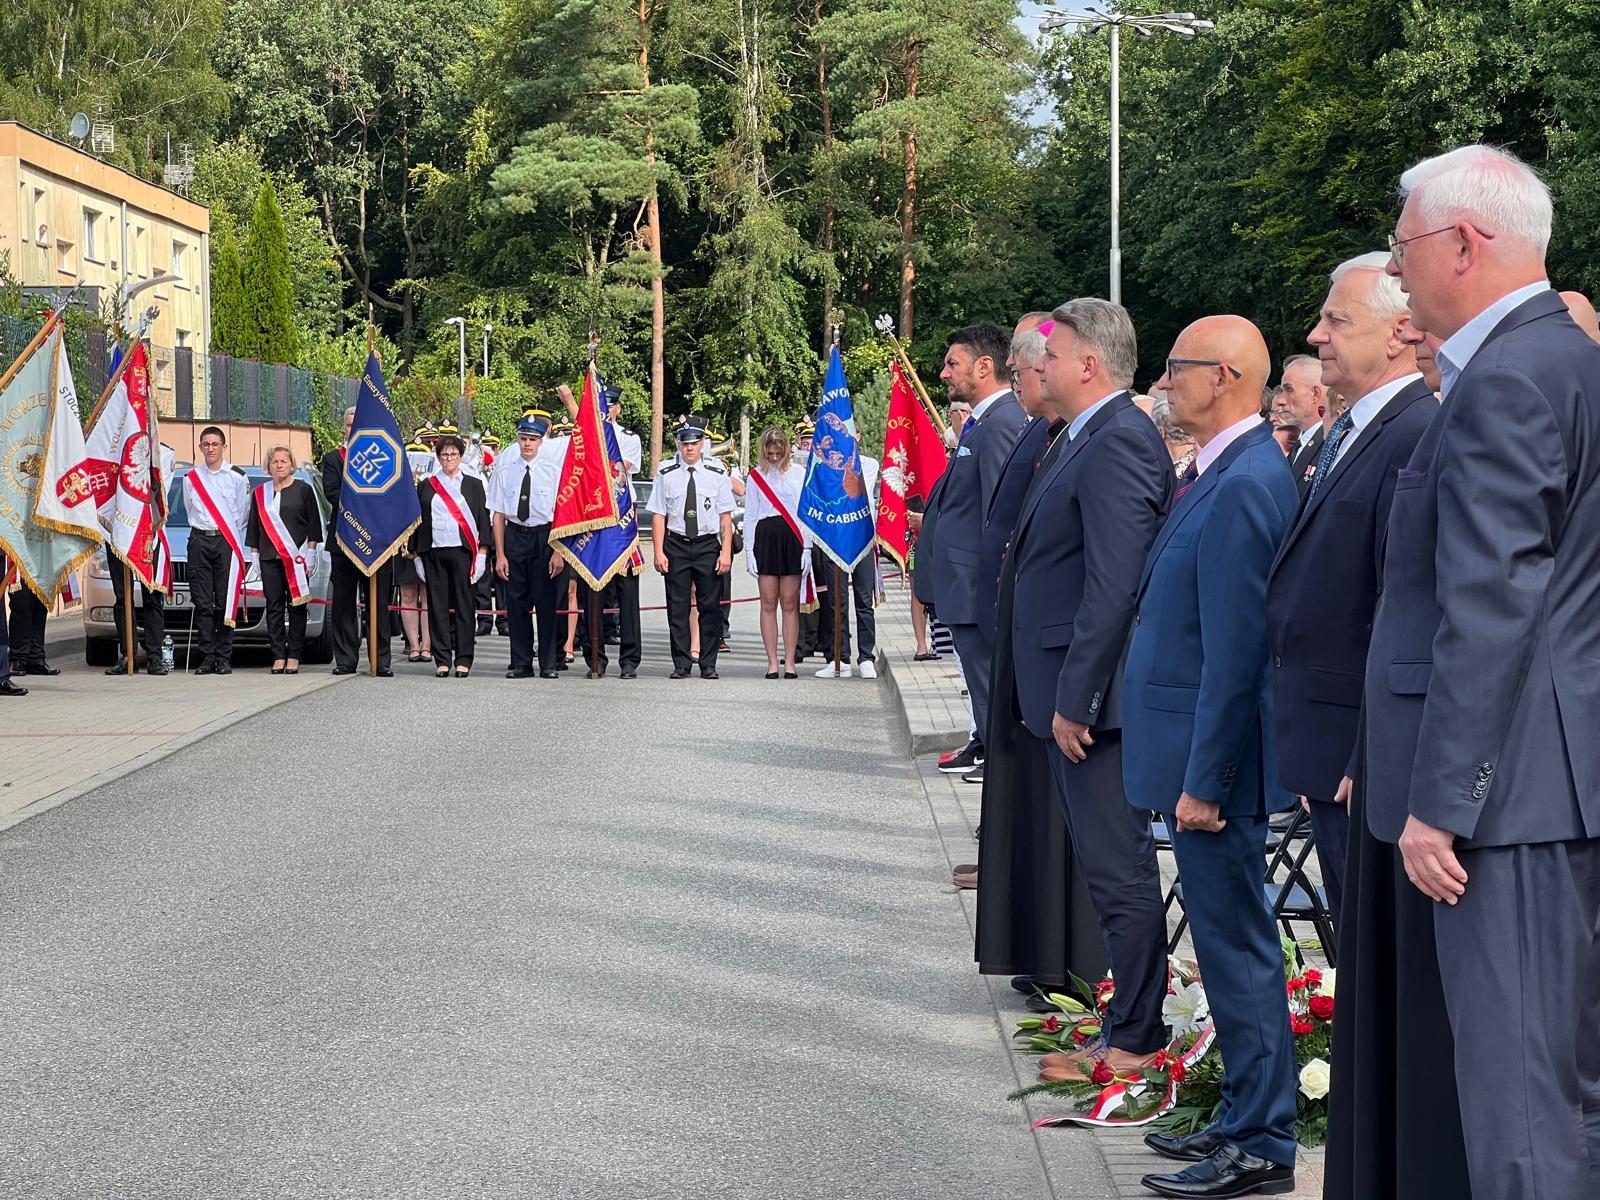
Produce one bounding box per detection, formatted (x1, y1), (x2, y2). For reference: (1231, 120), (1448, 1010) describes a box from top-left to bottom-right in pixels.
(331, 666), (356, 675)
(146, 663), (170, 676)
(700, 670), (719, 680)
(539, 670), (559, 679)
(375, 667), (394, 677)
(586, 669), (605, 679)
(20, 661), (59, 676)
(1140, 1143), (1294, 1198)
(507, 668), (535, 678)
(105, 659), (128, 676)
(669, 669), (690, 680)
(196, 662), (219, 675)
(475, 620), (492, 636)
(1024, 992), (1059, 1014)
(620, 671), (637, 679)
(1144, 1127), (1226, 1163)
(0, 679), (28, 696)
(215, 664), (232, 675)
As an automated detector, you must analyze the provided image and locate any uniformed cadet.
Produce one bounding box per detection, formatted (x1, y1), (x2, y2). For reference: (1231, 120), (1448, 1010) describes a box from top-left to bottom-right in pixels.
(648, 417), (735, 679)
(701, 427), (742, 650)
(406, 425), (438, 481)
(490, 411), (566, 678)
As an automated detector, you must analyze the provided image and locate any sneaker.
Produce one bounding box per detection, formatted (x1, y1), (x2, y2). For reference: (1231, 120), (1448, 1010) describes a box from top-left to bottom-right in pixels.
(858, 660), (878, 680)
(938, 741), (984, 774)
(961, 762), (985, 785)
(815, 662), (853, 678)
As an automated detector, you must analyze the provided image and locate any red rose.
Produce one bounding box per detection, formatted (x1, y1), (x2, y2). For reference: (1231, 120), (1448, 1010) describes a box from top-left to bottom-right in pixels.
(1287, 977), (1308, 993)
(1040, 1015), (1062, 1034)
(1071, 1027), (1090, 1045)
(1152, 1050), (1169, 1070)
(1303, 968), (1323, 986)
(1091, 1059), (1116, 1086)
(1291, 1016), (1315, 1036)
(1168, 1057), (1187, 1083)
(1309, 995), (1335, 1021)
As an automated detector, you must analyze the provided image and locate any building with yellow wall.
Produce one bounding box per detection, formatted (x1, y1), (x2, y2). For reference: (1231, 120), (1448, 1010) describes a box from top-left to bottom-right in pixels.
(0, 121), (210, 414)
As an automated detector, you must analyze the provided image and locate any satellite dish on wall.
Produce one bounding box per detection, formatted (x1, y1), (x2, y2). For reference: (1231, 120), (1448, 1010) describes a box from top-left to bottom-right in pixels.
(68, 113), (90, 142)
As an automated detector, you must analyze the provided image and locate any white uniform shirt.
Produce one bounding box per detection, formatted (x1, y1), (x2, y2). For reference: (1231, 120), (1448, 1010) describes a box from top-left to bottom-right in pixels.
(611, 421), (643, 475)
(487, 444), (566, 527)
(745, 463), (808, 536)
(647, 454), (734, 537)
(183, 461), (249, 536)
(428, 469), (472, 548)
(858, 452), (881, 520)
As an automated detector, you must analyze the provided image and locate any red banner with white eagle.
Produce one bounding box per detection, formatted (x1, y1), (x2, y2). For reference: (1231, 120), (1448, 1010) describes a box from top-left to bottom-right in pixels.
(875, 361), (947, 571)
(81, 342), (168, 592)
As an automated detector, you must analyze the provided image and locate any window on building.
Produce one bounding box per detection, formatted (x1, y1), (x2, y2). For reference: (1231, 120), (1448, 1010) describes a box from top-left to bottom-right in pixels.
(83, 208), (102, 262)
(56, 239), (74, 276)
(30, 186), (47, 243)
(133, 225), (147, 277)
(175, 329), (189, 349)
(171, 237), (187, 284)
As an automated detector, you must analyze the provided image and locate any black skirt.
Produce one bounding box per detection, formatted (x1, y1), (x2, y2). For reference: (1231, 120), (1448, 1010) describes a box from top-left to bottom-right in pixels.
(754, 515), (802, 576)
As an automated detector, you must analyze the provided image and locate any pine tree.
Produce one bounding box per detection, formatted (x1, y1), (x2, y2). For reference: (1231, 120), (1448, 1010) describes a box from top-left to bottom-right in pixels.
(240, 177), (300, 365)
(210, 223), (248, 356)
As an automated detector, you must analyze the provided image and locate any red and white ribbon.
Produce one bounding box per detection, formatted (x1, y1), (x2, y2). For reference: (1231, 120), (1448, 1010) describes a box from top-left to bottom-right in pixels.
(254, 483), (311, 605)
(428, 475), (480, 558)
(188, 472), (247, 627)
(746, 466), (816, 605)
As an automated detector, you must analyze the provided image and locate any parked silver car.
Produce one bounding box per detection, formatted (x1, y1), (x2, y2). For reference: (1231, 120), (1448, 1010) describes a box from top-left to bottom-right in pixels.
(81, 465), (335, 665)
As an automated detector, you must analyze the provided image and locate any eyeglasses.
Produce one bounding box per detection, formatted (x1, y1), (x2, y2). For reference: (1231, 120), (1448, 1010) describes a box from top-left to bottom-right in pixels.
(1387, 224), (1469, 265)
(1166, 358), (1243, 380)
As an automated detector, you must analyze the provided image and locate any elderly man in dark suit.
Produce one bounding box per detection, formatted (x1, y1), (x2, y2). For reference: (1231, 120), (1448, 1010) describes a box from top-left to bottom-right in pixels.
(1368, 144), (1600, 1200)
(1124, 316), (1300, 1198)
(931, 323), (1028, 785)
(1266, 252), (1436, 925)
(1278, 353), (1328, 493)
(1006, 299), (1174, 1083)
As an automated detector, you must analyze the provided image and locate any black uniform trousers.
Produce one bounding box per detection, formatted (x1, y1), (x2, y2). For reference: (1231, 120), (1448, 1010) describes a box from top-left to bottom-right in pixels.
(578, 571), (641, 674)
(475, 544), (508, 633)
(108, 546), (164, 660)
(330, 550), (393, 671)
(503, 523), (561, 673)
(8, 585), (47, 666)
(665, 531), (722, 673)
(424, 546), (477, 668)
(0, 581), (11, 681)
(188, 530), (237, 667)
(261, 558), (309, 660)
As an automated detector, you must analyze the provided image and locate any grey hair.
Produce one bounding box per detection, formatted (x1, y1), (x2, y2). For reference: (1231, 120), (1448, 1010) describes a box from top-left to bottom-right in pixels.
(1330, 251), (1410, 320)
(1399, 144), (1551, 256)
(343, 405), (358, 420)
(1150, 393), (1191, 443)
(1010, 327), (1048, 369)
(1281, 353), (1320, 380)
(1049, 298), (1138, 387)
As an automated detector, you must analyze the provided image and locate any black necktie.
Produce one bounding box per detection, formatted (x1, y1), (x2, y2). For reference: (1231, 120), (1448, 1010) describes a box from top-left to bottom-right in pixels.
(684, 468), (699, 538)
(517, 465), (531, 523)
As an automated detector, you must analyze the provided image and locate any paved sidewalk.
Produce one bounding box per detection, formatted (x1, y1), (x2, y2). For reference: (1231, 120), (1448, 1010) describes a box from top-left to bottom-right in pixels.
(878, 584), (1328, 1200)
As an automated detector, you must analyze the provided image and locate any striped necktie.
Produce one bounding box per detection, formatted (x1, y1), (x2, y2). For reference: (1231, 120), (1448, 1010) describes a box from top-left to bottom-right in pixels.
(1306, 410), (1355, 504)
(1173, 460), (1199, 503)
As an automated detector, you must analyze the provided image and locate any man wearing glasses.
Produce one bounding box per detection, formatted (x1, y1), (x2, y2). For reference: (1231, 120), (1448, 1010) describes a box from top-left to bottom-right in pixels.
(183, 426), (250, 674)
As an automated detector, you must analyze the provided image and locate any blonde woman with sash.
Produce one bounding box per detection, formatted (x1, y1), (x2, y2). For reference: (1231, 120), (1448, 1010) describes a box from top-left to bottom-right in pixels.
(745, 426), (811, 679)
(245, 445), (323, 674)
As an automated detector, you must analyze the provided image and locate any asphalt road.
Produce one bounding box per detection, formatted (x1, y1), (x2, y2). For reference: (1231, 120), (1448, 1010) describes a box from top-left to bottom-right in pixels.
(0, 581), (1105, 1199)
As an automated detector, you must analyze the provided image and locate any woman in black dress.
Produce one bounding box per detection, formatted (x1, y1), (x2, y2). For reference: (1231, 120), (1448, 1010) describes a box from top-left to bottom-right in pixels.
(410, 426), (491, 677)
(245, 445), (323, 674)
(745, 426), (806, 679)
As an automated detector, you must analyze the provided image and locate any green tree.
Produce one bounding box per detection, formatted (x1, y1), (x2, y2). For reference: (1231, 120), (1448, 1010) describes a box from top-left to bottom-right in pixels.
(240, 178), (300, 364)
(211, 223), (248, 355)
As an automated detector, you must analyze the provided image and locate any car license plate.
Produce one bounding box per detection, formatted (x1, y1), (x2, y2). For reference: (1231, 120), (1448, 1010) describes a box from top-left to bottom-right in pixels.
(168, 591), (190, 607)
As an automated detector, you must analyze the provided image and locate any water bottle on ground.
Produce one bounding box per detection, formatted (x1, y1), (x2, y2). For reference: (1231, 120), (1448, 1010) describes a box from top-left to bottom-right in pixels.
(161, 635), (174, 671)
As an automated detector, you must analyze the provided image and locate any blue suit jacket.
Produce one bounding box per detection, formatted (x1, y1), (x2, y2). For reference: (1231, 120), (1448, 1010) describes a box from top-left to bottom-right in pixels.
(1265, 378), (1437, 801)
(1009, 394), (1173, 737)
(1364, 290), (1600, 846)
(930, 392), (1028, 625)
(1123, 422), (1298, 818)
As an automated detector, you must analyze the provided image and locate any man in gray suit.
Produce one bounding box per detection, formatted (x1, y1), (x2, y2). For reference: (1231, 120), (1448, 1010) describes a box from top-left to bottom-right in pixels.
(931, 323), (1029, 782)
(1369, 143), (1600, 1199)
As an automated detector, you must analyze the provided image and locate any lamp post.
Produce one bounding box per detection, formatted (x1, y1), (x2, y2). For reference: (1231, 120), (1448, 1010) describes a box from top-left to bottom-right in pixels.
(482, 323), (492, 378)
(444, 316), (467, 424)
(1040, 8), (1214, 305)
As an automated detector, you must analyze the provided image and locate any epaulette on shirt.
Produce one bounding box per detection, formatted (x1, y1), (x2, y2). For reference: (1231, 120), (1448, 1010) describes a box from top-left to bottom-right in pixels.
(702, 461), (726, 474)
(660, 462), (681, 474)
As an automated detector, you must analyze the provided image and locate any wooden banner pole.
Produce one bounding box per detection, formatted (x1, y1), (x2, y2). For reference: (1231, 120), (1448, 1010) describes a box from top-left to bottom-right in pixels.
(368, 573), (379, 677)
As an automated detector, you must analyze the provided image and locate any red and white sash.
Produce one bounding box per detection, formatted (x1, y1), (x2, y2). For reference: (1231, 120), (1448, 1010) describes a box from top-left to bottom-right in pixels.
(428, 475), (480, 558)
(254, 483), (312, 605)
(188, 471), (247, 627)
(747, 466), (816, 604)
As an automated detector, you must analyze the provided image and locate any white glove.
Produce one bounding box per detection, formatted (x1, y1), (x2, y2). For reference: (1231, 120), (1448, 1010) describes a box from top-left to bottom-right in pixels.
(800, 546), (812, 577)
(746, 549), (759, 579)
(415, 558), (426, 583)
(471, 550), (486, 584)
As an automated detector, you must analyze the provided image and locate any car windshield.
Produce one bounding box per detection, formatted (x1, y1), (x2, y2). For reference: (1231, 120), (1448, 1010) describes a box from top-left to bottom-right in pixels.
(166, 467), (319, 527)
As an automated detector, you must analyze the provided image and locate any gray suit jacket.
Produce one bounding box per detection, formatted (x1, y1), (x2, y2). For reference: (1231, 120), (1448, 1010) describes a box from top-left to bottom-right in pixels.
(930, 391), (1028, 626)
(1364, 289), (1600, 846)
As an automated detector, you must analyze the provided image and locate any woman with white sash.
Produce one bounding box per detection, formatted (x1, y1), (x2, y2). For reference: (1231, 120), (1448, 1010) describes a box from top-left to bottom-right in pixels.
(745, 426), (811, 679)
(245, 445), (323, 675)
(409, 425), (491, 677)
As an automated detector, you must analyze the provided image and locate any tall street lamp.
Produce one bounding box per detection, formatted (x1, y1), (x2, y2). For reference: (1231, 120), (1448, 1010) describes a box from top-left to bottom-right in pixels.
(443, 316), (467, 423)
(482, 323), (492, 378)
(1040, 8), (1215, 305)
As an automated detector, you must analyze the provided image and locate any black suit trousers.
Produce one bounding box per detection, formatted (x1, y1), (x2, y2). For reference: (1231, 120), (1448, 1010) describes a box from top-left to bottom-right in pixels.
(8, 585), (47, 663)
(330, 551), (392, 671)
(188, 531), (236, 665)
(261, 559), (308, 661)
(108, 548), (164, 659)
(503, 523), (560, 673)
(665, 532), (721, 672)
(577, 572), (641, 674)
(424, 546), (476, 668)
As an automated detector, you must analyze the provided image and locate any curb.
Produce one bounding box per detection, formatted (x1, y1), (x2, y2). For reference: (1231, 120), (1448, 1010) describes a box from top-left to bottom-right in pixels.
(880, 648), (968, 758)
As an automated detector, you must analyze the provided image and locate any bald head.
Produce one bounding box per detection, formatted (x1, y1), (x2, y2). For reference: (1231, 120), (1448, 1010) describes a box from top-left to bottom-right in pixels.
(1159, 315), (1271, 446)
(1561, 290), (1600, 344)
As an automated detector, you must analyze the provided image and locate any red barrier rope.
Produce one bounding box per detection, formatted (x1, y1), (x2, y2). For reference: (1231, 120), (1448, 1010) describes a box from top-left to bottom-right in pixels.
(240, 590), (764, 617)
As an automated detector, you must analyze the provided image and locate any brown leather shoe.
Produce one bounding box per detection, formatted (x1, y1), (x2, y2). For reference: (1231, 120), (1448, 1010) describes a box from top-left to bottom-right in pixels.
(1038, 1040), (1106, 1072)
(1040, 1046), (1162, 1083)
(953, 867), (978, 890)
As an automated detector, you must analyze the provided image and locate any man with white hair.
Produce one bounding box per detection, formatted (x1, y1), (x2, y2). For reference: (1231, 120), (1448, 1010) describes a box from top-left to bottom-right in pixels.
(1276, 354), (1329, 491)
(1368, 144), (1600, 1199)
(1267, 252), (1436, 926)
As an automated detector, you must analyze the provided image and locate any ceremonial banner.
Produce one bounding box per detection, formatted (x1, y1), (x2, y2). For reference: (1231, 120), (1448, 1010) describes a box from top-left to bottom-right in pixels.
(798, 346), (874, 572)
(0, 319), (102, 602)
(82, 342), (167, 591)
(337, 350), (421, 574)
(552, 367), (641, 589)
(875, 360), (946, 571)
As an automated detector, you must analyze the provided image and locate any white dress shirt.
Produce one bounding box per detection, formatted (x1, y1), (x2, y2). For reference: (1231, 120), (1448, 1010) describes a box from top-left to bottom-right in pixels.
(183, 461), (249, 535)
(611, 422), (643, 474)
(486, 439), (569, 527)
(428, 469), (471, 548)
(647, 454), (735, 537)
(1332, 372), (1427, 469)
(1436, 280), (1551, 399)
(1196, 414), (1266, 475)
(745, 463), (807, 532)
(1068, 390), (1124, 440)
(969, 387), (1011, 424)
(1297, 424), (1320, 453)
(859, 452), (881, 519)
